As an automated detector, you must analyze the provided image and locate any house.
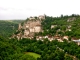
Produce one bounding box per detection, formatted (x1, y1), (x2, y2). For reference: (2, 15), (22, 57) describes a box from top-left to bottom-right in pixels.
(44, 36), (48, 38)
(63, 36), (69, 40)
(48, 35), (54, 41)
(73, 39), (80, 45)
(54, 35), (63, 42)
(71, 37), (79, 40)
(51, 25), (57, 29)
(54, 35), (60, 39)
(57, 37), (63, 42)
(38, 36), (43, 39)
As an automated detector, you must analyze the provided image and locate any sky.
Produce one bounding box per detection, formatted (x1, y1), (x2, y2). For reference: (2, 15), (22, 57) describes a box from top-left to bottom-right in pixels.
(0, 0), (80, 20)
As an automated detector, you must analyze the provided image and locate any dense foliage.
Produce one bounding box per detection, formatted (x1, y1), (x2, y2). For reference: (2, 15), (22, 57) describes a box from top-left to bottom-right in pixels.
(41, 14), (80, 38)
(0, 37), (80, 60)
(0, 14), (80, 60)
(0, 20), (24, 38)
(0, 36), (36, 60)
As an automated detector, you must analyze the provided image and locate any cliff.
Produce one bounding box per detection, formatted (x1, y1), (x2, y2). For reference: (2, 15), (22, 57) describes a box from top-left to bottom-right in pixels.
(12, 15), (45, 40)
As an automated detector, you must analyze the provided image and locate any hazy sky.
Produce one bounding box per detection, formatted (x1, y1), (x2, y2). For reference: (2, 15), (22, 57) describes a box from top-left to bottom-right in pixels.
(0, 0), (80, 20)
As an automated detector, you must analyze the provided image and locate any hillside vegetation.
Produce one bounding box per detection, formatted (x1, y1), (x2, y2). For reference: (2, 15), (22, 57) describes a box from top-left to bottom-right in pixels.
(0, 20), (24, 38)
(0, 14), (80, 60)
(0, 37), (80, 60)
(41, 14), (80, 38)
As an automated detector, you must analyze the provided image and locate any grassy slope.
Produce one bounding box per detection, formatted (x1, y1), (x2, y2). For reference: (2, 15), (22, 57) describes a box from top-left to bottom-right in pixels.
(25, 52), (41, 59)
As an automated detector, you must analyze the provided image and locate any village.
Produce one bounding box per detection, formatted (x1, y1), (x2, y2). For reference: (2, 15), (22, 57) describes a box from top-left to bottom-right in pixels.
(12, 15), (80, 46)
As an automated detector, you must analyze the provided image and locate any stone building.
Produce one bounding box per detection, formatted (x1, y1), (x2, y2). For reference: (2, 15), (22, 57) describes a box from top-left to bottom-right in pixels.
(63, 36), (69, 40)
(73, 40), (80, 46)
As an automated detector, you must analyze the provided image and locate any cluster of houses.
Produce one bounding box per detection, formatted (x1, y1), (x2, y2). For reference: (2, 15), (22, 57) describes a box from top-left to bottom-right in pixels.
(51, 25), (80, 45)
(36, 35), (69, 42)
(51, 24), (72, 32)
(11, 16), (80, 45)
(36, 35), (80, 45)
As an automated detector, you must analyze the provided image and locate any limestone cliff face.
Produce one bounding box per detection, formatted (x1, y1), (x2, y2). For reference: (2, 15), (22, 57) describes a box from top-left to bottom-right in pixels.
(12, 15), (45, 40)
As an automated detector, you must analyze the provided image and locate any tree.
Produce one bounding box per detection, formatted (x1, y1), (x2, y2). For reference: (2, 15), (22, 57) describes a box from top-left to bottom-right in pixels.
(64, 54), (73, 60)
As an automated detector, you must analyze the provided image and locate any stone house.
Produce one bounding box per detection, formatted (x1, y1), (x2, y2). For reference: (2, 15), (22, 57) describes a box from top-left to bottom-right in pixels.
(44, 36), (48, 38)
(73, 40), (80, 45)
(48, 35), (54, 41)
(63, 36), (69, 40)
(51, 25), (57, 29)
(54, 35), (60, 39)
(57, 38), (63, 42)
(53, 35), (63, 42)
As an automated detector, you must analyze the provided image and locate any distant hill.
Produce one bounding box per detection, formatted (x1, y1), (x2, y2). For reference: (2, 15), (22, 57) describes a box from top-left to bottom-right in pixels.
(6, 20), (25, 24)
(0, 20), (24, 38)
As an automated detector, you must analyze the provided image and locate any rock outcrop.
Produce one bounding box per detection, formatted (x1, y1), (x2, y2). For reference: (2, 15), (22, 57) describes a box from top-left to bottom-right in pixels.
(67, 17), (76, 22)
(12, 15), (45, 40)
